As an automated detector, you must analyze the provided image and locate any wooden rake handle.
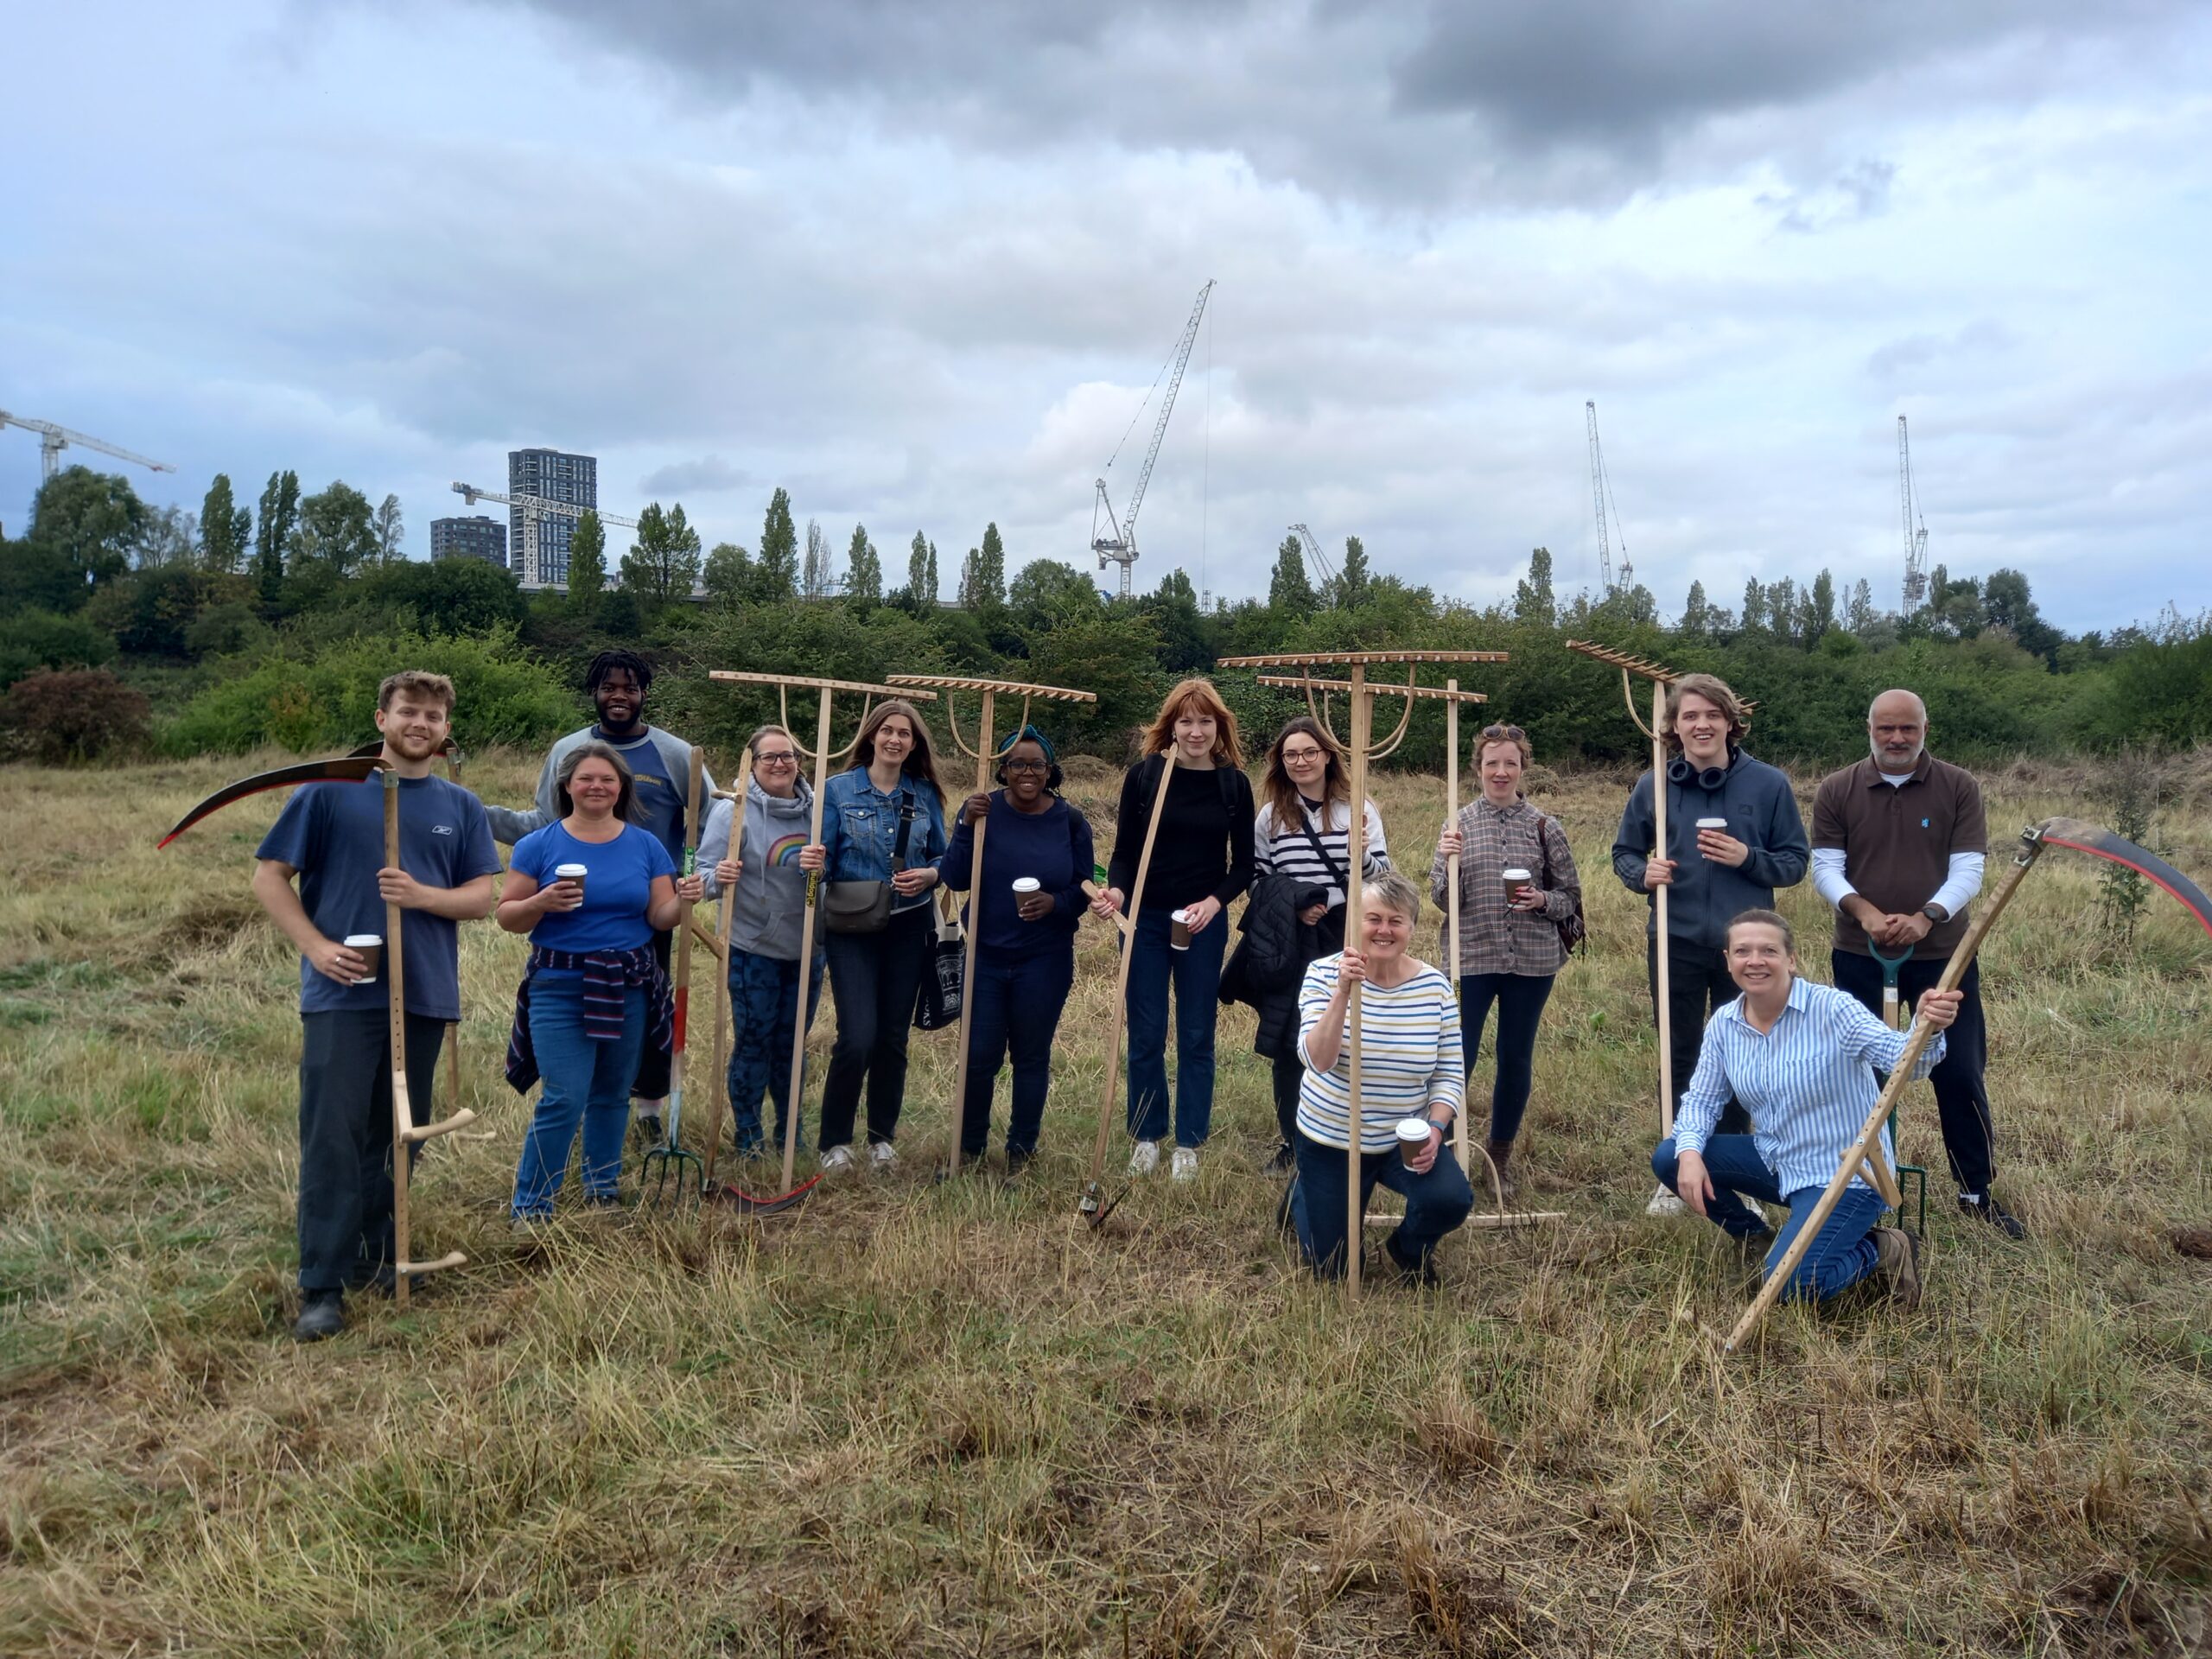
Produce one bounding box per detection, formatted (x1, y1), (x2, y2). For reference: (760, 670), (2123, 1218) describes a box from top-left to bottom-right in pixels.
(401, 1107), (480, 1146)
(398, 1250), (467, 1276)
(1079, 880), (1131, 938)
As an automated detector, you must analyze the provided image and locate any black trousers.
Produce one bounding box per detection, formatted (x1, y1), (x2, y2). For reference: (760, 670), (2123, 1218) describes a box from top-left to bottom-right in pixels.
(298, 1008), (444, 1292)
(1646, 937), (1750, 1135)
(821, 904), (933, 1147)
(1831, 949), (1997, 1195)
(1271, 1051), (1305, 1148)
(630, 927), (673, 1101)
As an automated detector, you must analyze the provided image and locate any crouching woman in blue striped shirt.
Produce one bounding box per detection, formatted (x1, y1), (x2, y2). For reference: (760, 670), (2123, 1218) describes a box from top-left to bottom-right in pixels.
(1287, 872), (1473, 1284)
(1652, 908), (1960, 1308)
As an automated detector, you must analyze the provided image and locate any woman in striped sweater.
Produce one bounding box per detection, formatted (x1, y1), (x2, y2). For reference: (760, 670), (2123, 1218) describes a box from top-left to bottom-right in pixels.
(1249, 716), (1390, 1169)
(1287, 871), (1474, 1283)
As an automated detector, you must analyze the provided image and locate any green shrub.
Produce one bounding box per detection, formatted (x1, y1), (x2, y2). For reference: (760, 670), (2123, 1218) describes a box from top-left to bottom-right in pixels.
(0, 668), (151, 763)
(0, 607), (115, 689)
(162, 628), (578, 756)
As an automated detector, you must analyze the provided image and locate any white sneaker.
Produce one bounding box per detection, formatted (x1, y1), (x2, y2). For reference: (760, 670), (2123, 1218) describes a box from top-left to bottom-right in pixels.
(820, 1145), (855, 1174)
(1170, 1147), (1199, 1182)
(1128, 1139), (1160, 1176)
(1647, 1183), (1687, 1217)
(869, 1140), (899, 1172)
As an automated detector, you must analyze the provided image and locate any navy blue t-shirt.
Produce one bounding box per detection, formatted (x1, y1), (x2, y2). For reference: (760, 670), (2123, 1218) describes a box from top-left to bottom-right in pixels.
(511, 821), (676, 959)
(257, 773), (500, 1021)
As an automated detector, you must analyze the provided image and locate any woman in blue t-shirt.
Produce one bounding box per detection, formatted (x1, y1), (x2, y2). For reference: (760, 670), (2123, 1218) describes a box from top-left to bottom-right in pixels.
(499, 742), (696, 1218)
(935, 726), (1095, 1174)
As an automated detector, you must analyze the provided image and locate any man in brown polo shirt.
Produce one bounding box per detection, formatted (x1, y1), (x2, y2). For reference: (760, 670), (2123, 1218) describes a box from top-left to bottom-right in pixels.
(1811, 689), (2024, 1238)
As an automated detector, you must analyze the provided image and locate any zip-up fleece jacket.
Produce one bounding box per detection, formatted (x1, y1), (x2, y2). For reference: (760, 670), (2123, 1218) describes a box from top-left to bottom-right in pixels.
(1610, 748), (1809, 951)
(697, 777), (819, 961)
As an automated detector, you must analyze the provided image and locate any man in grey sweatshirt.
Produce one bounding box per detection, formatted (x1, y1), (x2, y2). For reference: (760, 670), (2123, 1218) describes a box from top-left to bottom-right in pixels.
(484, 649), (714, 1140)
(1611, 672), (1809, 1144)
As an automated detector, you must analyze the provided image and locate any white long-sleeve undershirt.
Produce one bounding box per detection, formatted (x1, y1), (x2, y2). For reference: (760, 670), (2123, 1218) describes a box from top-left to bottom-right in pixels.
(1812, 846), (1985, 918)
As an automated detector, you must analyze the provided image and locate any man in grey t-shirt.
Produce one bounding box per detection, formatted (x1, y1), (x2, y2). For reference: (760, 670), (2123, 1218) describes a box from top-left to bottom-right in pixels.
(486, 649), (713, 1141)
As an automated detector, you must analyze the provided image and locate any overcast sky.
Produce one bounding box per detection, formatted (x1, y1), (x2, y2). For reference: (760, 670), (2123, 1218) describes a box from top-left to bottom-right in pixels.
(4, 1), (2208, 628)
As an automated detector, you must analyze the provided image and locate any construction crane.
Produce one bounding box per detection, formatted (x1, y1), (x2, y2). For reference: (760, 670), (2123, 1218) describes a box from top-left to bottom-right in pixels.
(1585, 400), (1631, 594)
(1090, 279), (1215, 600)
(1290, 522), (1337, 593)
(452, 481), (639, 592)
(1, 409), (175, 481)
(1897, 415), (1929, 612)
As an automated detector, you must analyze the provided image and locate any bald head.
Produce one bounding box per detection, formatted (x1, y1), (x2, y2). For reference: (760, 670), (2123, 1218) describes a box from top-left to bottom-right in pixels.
(1867, 690), (1929, 769)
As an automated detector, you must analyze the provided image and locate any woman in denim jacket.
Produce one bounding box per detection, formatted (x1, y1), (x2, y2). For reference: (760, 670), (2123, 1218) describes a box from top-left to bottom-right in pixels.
(810, 699), (950, 1171)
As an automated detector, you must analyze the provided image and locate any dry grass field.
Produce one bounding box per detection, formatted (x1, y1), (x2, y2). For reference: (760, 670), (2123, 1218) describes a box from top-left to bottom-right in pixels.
(3, 748), (2210, 1656)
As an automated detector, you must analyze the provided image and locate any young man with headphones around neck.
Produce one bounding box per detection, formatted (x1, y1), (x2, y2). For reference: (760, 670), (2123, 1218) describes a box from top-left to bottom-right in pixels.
(1610, 675), (1810, 1228)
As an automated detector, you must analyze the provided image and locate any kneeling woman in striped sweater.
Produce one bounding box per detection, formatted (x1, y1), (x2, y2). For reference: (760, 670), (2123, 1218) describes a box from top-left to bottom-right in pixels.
(1287, 871), (1474, 1283)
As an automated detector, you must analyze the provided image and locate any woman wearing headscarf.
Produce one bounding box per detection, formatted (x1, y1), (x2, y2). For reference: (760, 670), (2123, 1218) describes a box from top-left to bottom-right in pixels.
(935, 726), (1095, 1174)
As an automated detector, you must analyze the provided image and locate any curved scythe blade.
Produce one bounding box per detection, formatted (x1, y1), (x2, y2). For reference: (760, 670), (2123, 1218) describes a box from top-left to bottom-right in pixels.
(2038, 817), (2212, 939)
(712, 1174), (823, 1217)
(157, 756), (385, 849)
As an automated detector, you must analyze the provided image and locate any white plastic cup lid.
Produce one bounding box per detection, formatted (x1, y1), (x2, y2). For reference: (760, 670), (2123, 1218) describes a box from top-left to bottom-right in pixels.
(1011, 877), (1041, 893)
(1696, 818), (1728, 829)
(556, 863), (588, 878)
(1395, 1116), (1434, 1144)
(1172, 908), (1190, 923)
(343, 934), (382, 947)
(1502, 868), (1532, 882)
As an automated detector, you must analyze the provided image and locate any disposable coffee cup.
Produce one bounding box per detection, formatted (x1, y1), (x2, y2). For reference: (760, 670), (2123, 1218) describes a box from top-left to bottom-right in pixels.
(344, 934), (383, 985)
(1695, 817), (1728, 855)
(555, 861), (588, 901)
(1170, 908), (1192, 950)
(1502, 867), (1533, 905)
(1011, 877), (1041, 895)
(1395, 1117), (1435, 1164)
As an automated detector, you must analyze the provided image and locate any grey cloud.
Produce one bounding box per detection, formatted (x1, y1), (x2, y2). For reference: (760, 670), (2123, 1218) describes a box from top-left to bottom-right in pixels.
(1865, 320), (2017, 383)
(640, 454), (751, 495)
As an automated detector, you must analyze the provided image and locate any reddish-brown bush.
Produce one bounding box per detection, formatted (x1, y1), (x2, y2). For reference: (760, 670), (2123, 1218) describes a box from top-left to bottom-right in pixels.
(0, 668), (151, 764)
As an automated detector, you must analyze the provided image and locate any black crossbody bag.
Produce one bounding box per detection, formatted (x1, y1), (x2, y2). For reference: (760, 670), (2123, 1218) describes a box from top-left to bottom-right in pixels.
(824, 791), (917, 935)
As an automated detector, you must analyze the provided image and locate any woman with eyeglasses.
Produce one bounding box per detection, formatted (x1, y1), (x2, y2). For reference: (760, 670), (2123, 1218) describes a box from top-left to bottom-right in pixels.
(1238, 716), (1389, 1170)
(1090, 678), (1256, 1182)
(934, 726), (1095, 1175)
(1430, 722), (1581, 1197)
(812, 699), (950, 1173)
(698, 724), (824, 1157)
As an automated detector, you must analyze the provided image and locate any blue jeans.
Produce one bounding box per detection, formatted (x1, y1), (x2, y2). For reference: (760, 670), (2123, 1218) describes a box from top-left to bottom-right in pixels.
(726, 946), (825, 1154)
(1124, 906), (1227, 1147)
(962, 944), (1075, 1157)
(1651, 1135), (1883, 1302)
(513, 977), (645, 1216)
(1458, 972), (1554, 1146)
(1290, 1130), (1474, 1281)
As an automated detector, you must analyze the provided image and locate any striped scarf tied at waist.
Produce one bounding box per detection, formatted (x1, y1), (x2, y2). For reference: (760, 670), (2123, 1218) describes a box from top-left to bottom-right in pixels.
(504, 943), (674, 1095)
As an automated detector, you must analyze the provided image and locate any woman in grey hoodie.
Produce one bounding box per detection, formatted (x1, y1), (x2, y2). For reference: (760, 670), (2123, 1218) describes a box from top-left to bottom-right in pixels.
(700, 724), (825, 1155)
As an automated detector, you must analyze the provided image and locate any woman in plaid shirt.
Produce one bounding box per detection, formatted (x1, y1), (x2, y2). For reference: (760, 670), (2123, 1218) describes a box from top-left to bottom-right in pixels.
(1428, 722), (1581, 1196)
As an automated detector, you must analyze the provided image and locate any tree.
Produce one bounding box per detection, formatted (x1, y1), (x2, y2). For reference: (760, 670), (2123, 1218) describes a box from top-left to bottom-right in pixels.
(976, 522), (1007, 608)
(802, 518), (833, 599)
(372, 493), (405, 563)
(623, 501), (703, 607)
(904, 531), (931, 607)
(1764, 577), (1799, 645)
(199, 474), (250, 574)
(1512, 547), (1556, 628)
(1740, 578), (1765, 634)
(1982, 567), (2063, 660)
(25, 466), (148, 602)
(845, 524), (882, 608)
(1844, 577), (1876, 635)
(359, 556), (527, 636)
(1333, 535), (1372, 608)
(925, 540), (938, 603)
(255, 469), (299, 605)
(702, 540), (750, 604)
(1269, 534), (1316, 613)
(759, 487), (799, 600)
(289, 480), (378, 581)
(1141, 567), (1209, 671)
(1007, 558), (1100, 629)
(1806, 569), (1836, 644)
(568, 509), (607, 614)
(1679, 579), (1712, 637)
(134, 505), (198, 569)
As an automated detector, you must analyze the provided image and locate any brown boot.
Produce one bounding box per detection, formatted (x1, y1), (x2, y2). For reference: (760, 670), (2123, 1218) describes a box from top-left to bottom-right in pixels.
(1482, 1140), (1516, 1204)
(1872, 1226), (1922, 1311)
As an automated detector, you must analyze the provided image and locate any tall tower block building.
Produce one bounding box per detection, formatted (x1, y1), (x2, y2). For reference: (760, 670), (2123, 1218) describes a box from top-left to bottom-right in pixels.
(508, 447), (597, 589)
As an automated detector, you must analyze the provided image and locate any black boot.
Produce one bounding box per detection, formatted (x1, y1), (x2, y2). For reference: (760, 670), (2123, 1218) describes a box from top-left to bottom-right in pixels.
(292, 1289), (345, 1343)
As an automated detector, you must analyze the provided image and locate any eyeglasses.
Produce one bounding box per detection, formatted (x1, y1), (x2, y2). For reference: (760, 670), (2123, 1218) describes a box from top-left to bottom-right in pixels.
(1479, 724), (1527, 742)
(755, 752), (798, 766)
(1280, 747), (1327, 763)
(1001, 759), (1051, 773)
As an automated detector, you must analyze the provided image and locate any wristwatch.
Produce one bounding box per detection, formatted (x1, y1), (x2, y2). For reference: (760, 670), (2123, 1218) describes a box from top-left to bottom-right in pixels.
(1922, 902), (1949, 924)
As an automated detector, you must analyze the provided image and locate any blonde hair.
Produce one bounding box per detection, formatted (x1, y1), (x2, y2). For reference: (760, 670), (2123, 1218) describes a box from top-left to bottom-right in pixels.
(1662, 672), (1748, 753)
(1363, 871), (1423, 924)
(1141, 677), (1243, 767)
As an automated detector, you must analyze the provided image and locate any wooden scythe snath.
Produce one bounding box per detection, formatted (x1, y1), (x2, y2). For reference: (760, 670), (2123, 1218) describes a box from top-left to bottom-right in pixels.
(698, 753), (753, 1193)
(708, 671), (939, 1197)
(1722, 816), (2212, 1354)
(886, 674), (1098, 1176)
(1224, 649), (1509, 1298)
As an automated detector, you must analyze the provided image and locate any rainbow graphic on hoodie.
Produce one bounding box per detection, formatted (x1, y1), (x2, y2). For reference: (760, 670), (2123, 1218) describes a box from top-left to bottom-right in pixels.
(765, 833), (809, 867)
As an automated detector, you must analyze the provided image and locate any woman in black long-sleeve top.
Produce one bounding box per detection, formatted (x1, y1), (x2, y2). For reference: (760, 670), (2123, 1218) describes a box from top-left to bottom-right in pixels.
(1090, 677), (1256, 1181)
